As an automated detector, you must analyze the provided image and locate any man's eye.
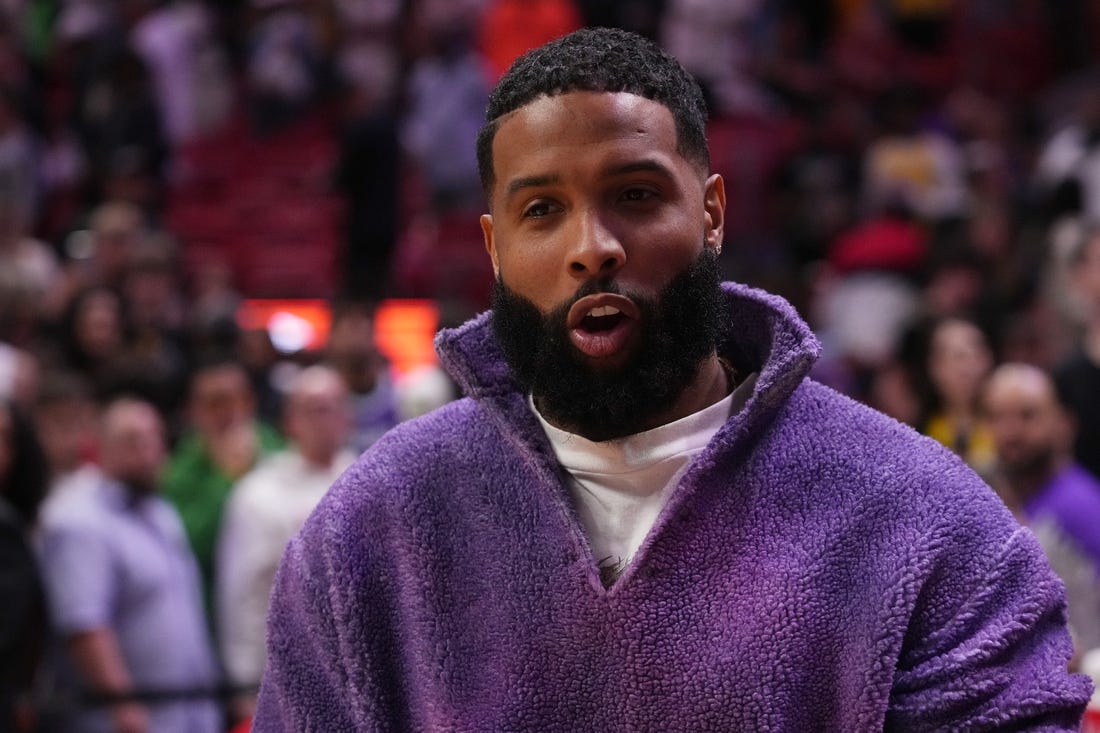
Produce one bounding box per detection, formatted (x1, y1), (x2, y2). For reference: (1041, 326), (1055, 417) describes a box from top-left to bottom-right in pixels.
(523, 201), (557, 218)
(620, 188), (657, 203)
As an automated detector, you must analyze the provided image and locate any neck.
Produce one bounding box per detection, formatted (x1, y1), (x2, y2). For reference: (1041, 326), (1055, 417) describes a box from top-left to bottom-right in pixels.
(942, 400), (976, 426)
(116, 478), (155, 502)
(300, 448), (337, 470)
(661, 353), (731, 423)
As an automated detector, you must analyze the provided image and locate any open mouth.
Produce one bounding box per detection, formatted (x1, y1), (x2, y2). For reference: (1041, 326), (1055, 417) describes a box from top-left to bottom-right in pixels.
(567, 294), (640, 359)
(580, 305), (627, 334)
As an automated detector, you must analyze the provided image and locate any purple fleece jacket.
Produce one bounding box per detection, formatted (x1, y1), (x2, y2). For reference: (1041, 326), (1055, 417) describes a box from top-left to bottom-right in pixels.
(254, 282), (1091, 732)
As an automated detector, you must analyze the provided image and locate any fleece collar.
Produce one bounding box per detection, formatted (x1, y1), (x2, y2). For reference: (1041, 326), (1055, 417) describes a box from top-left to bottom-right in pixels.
(435, 281), (821, 433)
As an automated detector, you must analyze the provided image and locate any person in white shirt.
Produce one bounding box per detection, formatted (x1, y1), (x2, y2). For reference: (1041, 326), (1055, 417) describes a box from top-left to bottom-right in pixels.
(216, 365), (355, 722)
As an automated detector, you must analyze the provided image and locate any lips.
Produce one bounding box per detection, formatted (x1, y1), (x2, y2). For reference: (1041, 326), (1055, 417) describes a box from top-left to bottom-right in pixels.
(566, 293), (640, 360)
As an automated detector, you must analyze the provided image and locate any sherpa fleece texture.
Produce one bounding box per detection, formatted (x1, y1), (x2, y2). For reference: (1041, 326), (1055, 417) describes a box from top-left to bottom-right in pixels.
(254, 282), (1092, 732)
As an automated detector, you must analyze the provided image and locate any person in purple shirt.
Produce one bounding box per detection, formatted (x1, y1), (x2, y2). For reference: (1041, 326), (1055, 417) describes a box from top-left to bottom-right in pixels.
(254, 28), (1091, 731)
(985, 362), (1100, 655)
(37, 398), (221, 733)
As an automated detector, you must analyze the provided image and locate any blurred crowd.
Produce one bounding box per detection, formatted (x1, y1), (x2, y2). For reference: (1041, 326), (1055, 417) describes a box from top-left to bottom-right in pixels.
(2, 0), (1100, 731)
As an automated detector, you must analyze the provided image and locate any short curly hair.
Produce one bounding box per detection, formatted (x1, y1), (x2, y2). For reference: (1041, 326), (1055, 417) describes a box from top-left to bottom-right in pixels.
(476, 27), (710, 194)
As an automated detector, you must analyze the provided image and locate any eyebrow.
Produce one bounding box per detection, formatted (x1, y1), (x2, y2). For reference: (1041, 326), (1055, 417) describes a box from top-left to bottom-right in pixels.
(601, 159), (675, 180)
(501, 159), (676, 204)
(505, 174), (561, 202)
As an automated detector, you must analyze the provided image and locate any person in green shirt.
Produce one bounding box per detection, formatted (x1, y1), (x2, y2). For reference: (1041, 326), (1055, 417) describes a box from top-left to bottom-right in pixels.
(163, 358), (283, 620)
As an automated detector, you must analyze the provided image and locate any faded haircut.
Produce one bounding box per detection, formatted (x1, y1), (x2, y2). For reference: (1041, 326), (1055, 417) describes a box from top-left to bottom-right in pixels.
(475, 27), (710, 194)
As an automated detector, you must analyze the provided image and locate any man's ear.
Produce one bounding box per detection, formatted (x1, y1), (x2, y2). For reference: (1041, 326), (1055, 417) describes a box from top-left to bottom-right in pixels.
(703, 173), (726, 252)
(481, 214), (499, 277)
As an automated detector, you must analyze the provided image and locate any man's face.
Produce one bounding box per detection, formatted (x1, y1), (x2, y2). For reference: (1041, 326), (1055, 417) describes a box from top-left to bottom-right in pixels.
(928, 319), (992, 409)
(101, 402), (167, 496)
(189, 365), (255, 437)
(285, 378), (350, 466)
(1072, 234), (1100, 313)
(984, 372), (1069, 477)
(34, 397), (97, 472)
(480, 92), (726, 438)
(326, 311), (381, 393)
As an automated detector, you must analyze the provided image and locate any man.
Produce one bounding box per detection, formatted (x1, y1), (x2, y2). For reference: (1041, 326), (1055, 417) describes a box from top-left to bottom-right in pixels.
(33, 371), (103, 526)
(984, 362), (1100, 655)
(37, 398), (221, 733)
(254, 28), (1091, 730)
(324, 300), (400, 454)
(1055, 225), (1100, 480)
(216, 365), (356, 720)
(163, 358), (283, 612)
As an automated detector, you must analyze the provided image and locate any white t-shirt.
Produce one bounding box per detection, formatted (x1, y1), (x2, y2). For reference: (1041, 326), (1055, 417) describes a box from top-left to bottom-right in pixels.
(533, 373), (757, 579)
(216, 448), (356, 686)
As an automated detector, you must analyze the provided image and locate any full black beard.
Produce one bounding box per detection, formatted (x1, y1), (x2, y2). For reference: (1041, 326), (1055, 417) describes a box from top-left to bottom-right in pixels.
(1002, 448), (1058, 490)
(491, 249), (725, 441)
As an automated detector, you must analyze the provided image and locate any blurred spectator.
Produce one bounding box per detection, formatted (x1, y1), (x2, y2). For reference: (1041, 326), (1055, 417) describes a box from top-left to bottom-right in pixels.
(827, 3), (897, 99)
(129, 0), (230, 147)
(245, 0), (321, 136)
(70, 40), (167, 211)
(919, 235), (996, 324)
(809, 203), (927, 391)
(866, 356), (921, 427)
(909, 315), (997, 474)
(957, 0), (1054, 106)
(122, 232), (187, 338)
(812, 265), (922, 391)
(0, 398), (48, 733)
(335, 88), (401, 301)
(324, 300), (399, 455)
(37, 397), (221, 733)
(0, 179), (63, 326)
(162, 357), (283, 616)
(861, 85), (968, 223)
(0, 342), (39, 409)
(1036, 85), (1100, 221)
(236, 324), (284, 427)
(33, 371), (103, 527)
(402, 21), (489, 215)
(0, 86), (61, 340)
(771, 97), (864, 266)
(332, 0), (403, 301)
(1054, 225), (1100, 480)
(216, 365), (354, 722)
(0, 85), (40, 232)
(117, 233), (189, 415)
(188, 259), (242, 352)
(659, 0), (770, 115)
(829, 201), (928, 275)
(331, 0), (402, 108)
(67, 200), (148, 295)
(51, 285), (129, 398)
(753, 1), (836, 116)
(395, 361), (458, 422)
(984, 362), (1100, 657)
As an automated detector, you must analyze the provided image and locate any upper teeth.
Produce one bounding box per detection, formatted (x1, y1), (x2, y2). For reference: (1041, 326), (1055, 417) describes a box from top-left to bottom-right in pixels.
(587, 306), (621, 318)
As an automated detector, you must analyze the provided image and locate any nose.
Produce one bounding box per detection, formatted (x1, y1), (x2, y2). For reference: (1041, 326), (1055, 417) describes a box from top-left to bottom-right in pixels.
(567, 209), (625, 278)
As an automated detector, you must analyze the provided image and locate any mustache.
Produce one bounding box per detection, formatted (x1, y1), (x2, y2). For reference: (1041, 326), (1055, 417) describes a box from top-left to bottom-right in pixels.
(537, 277), (630, 326)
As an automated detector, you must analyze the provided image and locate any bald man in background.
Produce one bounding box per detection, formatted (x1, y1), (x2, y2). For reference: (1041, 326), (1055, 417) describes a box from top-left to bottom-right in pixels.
(216, 366), (356, 722)
(984, 363), (1100, 657)
(37, 397), (221, 733)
